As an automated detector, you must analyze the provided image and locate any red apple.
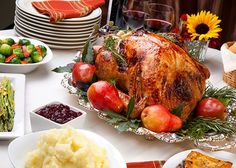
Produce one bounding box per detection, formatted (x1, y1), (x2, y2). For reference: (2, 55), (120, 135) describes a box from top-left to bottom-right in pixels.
(141, 105), (171, 133)
(72, 62), (96, 83)
(87, 81), (124, 113)
(196, 98), (226, 120)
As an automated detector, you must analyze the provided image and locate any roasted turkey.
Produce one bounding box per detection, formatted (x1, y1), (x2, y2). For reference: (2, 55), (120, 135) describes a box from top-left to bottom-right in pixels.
(94, 30), (210, 121)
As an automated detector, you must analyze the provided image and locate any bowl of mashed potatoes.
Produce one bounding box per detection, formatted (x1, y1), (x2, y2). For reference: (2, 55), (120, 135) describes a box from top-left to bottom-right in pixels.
(8, 127), (126, 168)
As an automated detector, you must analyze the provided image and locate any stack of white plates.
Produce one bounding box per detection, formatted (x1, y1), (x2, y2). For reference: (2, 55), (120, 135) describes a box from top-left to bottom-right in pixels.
(14, 0), (101, 49)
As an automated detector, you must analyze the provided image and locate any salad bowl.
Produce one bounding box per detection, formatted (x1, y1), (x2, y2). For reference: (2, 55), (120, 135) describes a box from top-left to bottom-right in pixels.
(0, 36), (53, 74)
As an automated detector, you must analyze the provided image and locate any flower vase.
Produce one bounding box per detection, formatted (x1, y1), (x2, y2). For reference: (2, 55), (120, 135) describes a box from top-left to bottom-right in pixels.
(184, 40), (209, 63)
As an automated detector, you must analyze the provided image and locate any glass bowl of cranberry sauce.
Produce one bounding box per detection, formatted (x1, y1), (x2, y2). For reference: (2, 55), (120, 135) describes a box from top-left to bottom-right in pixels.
(30, 101), (87, 132)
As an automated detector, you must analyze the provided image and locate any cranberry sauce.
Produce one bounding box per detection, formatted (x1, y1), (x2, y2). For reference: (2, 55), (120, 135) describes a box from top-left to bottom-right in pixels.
(36, 104), (82, 124)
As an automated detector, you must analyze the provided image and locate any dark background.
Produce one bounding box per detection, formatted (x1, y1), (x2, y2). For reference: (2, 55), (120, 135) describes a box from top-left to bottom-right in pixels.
(109, 0), (236, 45)
(1, 0), (236, 45)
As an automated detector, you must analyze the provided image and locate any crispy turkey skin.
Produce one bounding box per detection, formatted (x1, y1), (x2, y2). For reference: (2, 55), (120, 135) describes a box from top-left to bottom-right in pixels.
(95, 30), (210, 121)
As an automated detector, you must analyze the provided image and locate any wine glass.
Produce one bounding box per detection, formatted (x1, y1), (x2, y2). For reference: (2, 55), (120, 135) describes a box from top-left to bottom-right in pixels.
(144, 3), (175, 32)
(122, 0), (146, 30)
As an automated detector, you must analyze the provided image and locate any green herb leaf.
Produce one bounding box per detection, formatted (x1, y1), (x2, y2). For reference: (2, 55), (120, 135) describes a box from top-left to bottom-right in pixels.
(104, 36), (126, 65)
(73, 57), (81, 62)
(82, 39), (94, 64)
(77, 89), (88, 102)
(116, 119), (141, 132)
(203, 84), (236, 102)
(109, 79), (116, 87)
(127, 97), (135, 119)
(177, 117), (236, 139)
(116, 122), (131, 132)
(52, 64), (73, 73)
(102, 110), (128, 121)
(172, 104), (184, 117)
(129, 119), (141, 130)
(106, 118), (125, 125)
(217, 97), (231, 106)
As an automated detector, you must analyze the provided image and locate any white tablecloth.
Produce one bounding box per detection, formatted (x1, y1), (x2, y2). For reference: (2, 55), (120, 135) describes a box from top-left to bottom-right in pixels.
(0, 29), (235, 167)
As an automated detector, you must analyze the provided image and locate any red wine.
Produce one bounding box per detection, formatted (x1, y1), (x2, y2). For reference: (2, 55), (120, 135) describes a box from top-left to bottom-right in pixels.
(144, 19), (172, 32)
(123, 10), (145, 29)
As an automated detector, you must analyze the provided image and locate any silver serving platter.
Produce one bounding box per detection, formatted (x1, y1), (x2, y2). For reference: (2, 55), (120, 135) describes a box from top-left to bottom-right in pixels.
(61, 73), (236, 151)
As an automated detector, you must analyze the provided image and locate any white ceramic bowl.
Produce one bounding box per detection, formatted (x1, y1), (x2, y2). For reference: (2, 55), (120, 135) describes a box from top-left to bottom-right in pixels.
(8, 129), (127, 168)
(30, 101), (87, 132)
(0, 36), (53, 74)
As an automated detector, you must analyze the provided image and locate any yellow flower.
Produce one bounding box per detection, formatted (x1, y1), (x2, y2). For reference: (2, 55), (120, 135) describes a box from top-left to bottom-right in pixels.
(186, 11), (222, 40)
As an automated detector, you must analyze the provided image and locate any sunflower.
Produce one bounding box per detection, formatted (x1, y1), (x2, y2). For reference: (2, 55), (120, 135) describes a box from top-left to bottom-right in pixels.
(186, 11), (222, 40)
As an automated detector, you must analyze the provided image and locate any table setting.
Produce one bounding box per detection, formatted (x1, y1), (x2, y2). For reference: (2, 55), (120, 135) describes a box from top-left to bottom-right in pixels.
(0, 0), (236, 167)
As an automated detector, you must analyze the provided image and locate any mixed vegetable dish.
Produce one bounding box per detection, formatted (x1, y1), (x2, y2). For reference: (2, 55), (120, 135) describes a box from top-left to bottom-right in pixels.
(0, 38), (47, 64)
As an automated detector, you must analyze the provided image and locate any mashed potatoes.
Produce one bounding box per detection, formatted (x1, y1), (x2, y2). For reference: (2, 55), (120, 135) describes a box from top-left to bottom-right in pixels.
(25, 128), (109, 168)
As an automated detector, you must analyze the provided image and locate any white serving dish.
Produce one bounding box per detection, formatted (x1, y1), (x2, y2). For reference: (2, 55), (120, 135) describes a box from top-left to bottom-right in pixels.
(0, 36), (53, 74)
(30, 101), (87, 132)
(0, 73), (25, 139)
(163, 149), (236, 168)
(8, 129), (127, 168)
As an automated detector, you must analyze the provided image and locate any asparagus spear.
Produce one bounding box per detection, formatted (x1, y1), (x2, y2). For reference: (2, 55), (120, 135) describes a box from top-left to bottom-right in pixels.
(0, 77), (15, 132)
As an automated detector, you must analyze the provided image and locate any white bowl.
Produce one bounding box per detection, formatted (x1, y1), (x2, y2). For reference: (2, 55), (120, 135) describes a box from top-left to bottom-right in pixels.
(30, 101), (87, 132)
(8, 129), (127, 168)
(0, 36), (53, 74)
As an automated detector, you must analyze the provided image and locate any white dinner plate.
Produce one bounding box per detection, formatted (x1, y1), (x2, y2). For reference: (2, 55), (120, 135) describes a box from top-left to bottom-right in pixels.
(38, 38), (97, 50)
(8, 129), (127, 168)
(15, 30), (97, 50)
(0, 73), (25, 139)
(15, 15), (96, 33)
(16, 0), (102, 21)
(15, 11), (101, 29)
(14, 18), (93, 36)
(15, 23), (95, 42)
(16, 6), (101, 25)
(163, 149), (236, 168)
(14, 26), (97, 45)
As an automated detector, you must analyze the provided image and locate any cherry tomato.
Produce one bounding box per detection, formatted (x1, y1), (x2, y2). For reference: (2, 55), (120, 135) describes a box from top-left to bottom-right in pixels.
(72, 62), (96, 83)
(196, 98), (226, 119)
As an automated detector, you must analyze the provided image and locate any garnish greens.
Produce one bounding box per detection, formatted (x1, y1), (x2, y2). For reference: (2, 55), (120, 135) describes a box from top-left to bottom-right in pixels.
(52, 63), (73, 73)
(109, 79), (116, 87)
(77, 89), (88, 102)
(102, 97), (138, 132)
(127, 96), (135, 119)
(81, 39), (94, 64)
(0, 77), (15, 132)
(203, 84), (236, 106)
(103, 110), (140, 132)
(178, 117), (236, 139)
(104, 36), (127, 65)
(172, 104), (184, 117)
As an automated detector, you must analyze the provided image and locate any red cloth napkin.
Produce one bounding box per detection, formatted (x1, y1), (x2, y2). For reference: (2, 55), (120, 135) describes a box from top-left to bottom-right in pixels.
(32, 0), (105, 23)
(127, 161), (165, 168)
